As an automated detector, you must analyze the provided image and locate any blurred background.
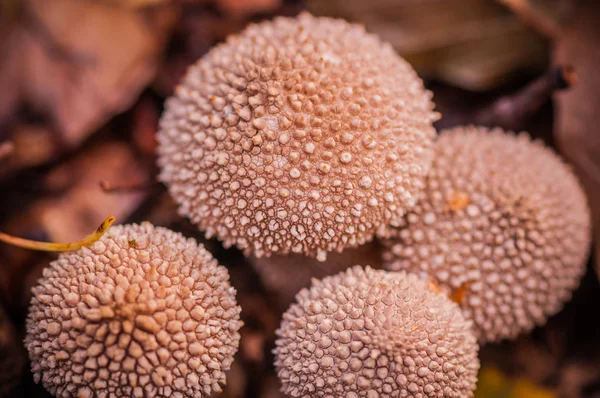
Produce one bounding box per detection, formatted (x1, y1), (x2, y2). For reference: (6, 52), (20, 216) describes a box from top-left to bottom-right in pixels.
(0, 0), (599, 397)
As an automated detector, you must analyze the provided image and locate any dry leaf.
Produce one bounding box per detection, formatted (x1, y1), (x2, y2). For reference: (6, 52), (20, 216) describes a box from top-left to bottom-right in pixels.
(0, 140), (150, 311)
(475, 366), (556, 398)
(1, 140), (149, 255)
(0, 124), (58, 179)
(553, 2), (600, 278)
(308, 0), (550, 90)
(250, 241), (382, 307)
(216, 0), (282, 18)
(0, 305), (25, 396)
(0, 0), (176, 147)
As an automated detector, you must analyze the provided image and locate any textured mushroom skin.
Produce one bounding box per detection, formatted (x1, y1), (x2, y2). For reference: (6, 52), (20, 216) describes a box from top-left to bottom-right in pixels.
(25, 222), (243, 398)
(274, 266), (479, 398)
(383, 126), (592, 343)
(157, 13), (437, 261)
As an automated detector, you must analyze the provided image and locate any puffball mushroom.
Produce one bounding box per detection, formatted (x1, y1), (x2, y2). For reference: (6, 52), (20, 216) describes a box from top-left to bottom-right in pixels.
(157, 12), (438, 261)
(249, 240), (382, 306)
(382, 126), (592, 343)
(25, 222), (243, 398)
(274, 266), (480, 398)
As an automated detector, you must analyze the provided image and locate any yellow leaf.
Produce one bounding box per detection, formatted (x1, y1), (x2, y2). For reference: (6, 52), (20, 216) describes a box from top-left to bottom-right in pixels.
(475, 366), (556, 398)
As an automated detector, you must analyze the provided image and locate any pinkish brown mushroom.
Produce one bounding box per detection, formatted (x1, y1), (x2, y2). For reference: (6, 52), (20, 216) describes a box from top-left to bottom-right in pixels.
(157, 12), (438, 262)
(274, 266), (480, 398)
(382, 126), (591, 343)
(25, 222), (243, 398)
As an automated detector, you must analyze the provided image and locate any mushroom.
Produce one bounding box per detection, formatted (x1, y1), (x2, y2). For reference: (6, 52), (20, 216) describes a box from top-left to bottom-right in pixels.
(273, 266), (480, 398)
(157, 12), (438, 261)
(25, 222), (243, 398)
(249, 240), (382, 307)
(382, 126), (591, 343)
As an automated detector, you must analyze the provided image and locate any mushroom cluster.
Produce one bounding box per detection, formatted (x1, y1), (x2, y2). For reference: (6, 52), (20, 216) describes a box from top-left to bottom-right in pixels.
(25, 222), (242, 398)
(157, 12), (438, 261)
(382, 126), (591, 342)
(10, 9), (594, 398)
(274, 266), (480, 397)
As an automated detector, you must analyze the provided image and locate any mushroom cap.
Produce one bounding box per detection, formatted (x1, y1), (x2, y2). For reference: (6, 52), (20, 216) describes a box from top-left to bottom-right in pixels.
(25, 222), (243, 398)
(274, 266), (480, 398)
(382, 126), (592, 343)
(250, 240), (382, 306)
(157, 12), (437, 261)
(0, 305), (25, 396)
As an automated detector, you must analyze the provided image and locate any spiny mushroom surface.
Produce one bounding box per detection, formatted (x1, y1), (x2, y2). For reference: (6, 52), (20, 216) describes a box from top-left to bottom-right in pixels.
(382, 126), (591, 343)
(274, 266), (480, 398)
(157, 12), (438, 261)
(25, 222), (243, 398)
(0, 305), (25, 396)
(250, 241), (382, 306)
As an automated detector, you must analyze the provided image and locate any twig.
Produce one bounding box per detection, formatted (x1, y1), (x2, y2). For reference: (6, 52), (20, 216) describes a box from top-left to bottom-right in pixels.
(100, 180), (159, 193)
(474, 65), (576, 131)
(0, 216), (115, 252)
(498, 0), (561, 39)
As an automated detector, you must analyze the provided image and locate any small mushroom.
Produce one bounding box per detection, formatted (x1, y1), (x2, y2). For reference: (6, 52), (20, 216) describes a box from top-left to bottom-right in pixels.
(382, 126), (592, 343)
(25, 222), (243, 398)
(157, 12), (438, 261)
(274, 266), (480, 398)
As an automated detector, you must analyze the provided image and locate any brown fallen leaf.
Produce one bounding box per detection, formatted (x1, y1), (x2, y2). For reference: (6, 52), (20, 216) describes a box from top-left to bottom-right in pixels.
(553, 2), (600, 278)
(215, 0), (282, 18)
(0, 0), (177, 147)
(0, 140), (150, 307)
(0, 305), (25, 397)
(37, 141), (151, 242)
(475, 366), (557, 398)
(308, 0), (551, 91)
(249, 241), (382, 308)
(104, 0), (171, 7)
(0, 124), (58, 178)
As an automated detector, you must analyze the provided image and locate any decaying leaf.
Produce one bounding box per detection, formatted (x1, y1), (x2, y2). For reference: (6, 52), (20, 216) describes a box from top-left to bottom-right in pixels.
(215, 0), (282, 18)
(0, 140), (150, 310)
(553, 2), (600, 278)
(103, 0), (171, 8)
(0, 124), (58, 179)
(475, 366), (556, 398)
(0, 305), (25, 396)
(308, 0), (556, 90)
(1, 140), (149, 259)
(0, 0), (177, 147)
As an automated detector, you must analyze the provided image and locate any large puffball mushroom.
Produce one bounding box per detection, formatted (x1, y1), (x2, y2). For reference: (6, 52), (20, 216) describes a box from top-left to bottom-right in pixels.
(274, 266), (480, 398)
(250, 241), (382, 306)
(25, 222), (243, 398)
(157, 12), (438, 261)
(382, 126), (592, 343)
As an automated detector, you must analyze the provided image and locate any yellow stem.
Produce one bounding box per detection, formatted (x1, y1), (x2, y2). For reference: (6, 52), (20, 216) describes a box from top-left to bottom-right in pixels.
(0, 216), (115, 252)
